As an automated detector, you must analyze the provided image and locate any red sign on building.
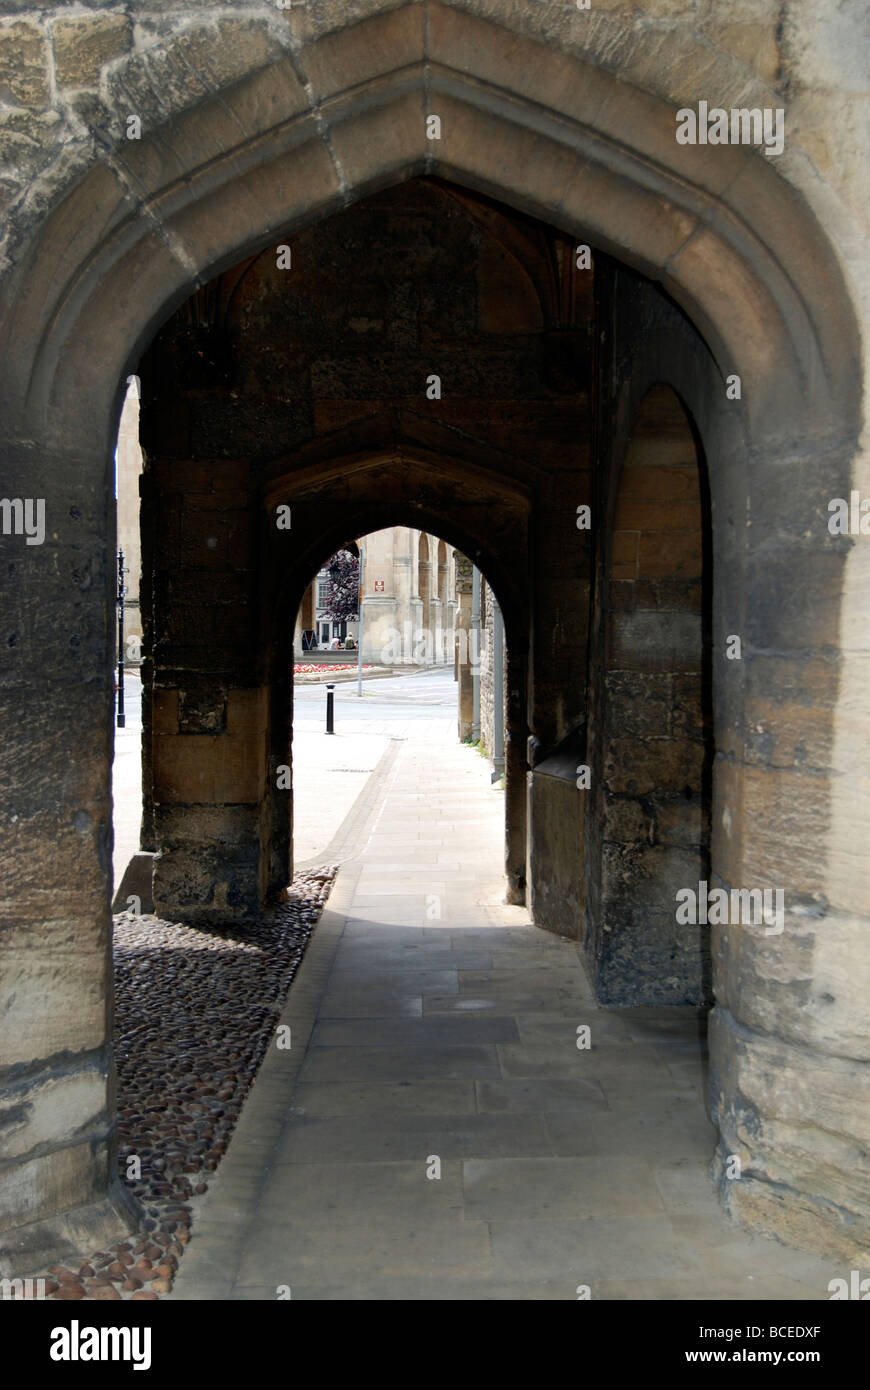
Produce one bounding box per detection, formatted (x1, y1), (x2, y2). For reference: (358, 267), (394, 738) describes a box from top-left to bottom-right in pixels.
(374, 579), (385, 593)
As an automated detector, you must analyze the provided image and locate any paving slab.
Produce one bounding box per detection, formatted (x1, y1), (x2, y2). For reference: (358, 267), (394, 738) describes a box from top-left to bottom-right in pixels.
(169, 694), (842, 1302)
(291, 1079), (478, 1117)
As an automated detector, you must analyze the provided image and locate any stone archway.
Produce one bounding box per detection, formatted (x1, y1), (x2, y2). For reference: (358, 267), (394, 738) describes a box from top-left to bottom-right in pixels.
(257, 455), (532, 926)
(0, 5), (865, 1271)
(585, 384), (714, 1007)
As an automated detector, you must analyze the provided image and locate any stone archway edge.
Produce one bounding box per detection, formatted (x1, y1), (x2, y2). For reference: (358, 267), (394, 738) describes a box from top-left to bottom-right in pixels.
(0, 5), (859, 448)
(0, 0), (866, 1275)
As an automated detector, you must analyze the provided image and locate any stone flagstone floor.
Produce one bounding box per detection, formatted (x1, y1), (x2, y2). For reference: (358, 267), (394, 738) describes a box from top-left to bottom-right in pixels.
(169, 731), (842, 1301)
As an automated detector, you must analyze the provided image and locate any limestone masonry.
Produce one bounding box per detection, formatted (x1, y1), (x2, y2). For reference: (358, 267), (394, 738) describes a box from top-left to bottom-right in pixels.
(0, 0), (867, 1286)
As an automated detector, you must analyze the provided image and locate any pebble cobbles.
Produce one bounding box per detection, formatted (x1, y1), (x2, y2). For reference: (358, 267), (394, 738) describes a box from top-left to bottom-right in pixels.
(28, 867), (335, 1302)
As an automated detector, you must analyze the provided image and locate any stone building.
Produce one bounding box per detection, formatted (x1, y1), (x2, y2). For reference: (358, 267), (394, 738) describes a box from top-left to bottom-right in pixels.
(0, 0), (868, 1277)
(293, 526), (457, 664)
(115, 376), (144, 663)
(359, 526), (457, 667)
(476, 576), (507, 784)
(454, 557), (506, 765)
(294, 546), (361, 651)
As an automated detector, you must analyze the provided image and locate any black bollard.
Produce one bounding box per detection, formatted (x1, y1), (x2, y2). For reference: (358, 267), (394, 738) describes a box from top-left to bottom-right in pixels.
(326, 682), (335, 734)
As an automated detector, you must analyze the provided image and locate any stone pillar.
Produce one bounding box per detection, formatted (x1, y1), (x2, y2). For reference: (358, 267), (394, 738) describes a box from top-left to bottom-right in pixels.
(430, 596), (444, 663)
(146, 457), (270, 924)
(591, 384), (711, 1003)
(0, 438), (138, 1274)
(445, 544), (458, 673)
(505, 644), (529, 905)
(151, 686), (270, 923)
(361, 594), (399, 665)
(455, 554), (473, 738)
(296, 579), (315, 652)
(471, 567), (481, 740)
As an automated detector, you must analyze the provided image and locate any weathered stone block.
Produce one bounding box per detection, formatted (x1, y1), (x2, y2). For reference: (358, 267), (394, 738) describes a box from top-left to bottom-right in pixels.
(179, 689), (227, 735)
(619, 463), (701, 498)
(0, 949), (109, 1066)
(154, 458), (248, 497)
(671, 672), (707, 738)
(602, 796), (651, 843)
(153, 725), (266, 805)
(712, 905), (870, 1061)
(710, 1007), (870, 1262)
(737, 763), (832, 895)
(596, 901), (711, 1006)
(655, 796), (706, 848)
(151, 688), (179, 734)
(0, 19), (48, 108)
(613, 578), (703, 614)
(605, 671), (671, 737)
(718, 1172), (870, 1268)
(745, 548), (845, 654)
(297, 3), (424, 103)
(613, 498), (701, 532)
(0, 1151), (137, 1277)
(707, 21), (779, 83)
(602, 839), (704, 917)
(227, 686), (267, 736)
(154, 802), (260, 849)
(609, 610), (702, 671)
(52, 14), (132, 89)
(213, 730), (267, 804)
(152, 734), (213, 803)
(152, 838), (262, 921)
(612, 532), (638, 572)
(164, 135), (341, 291)
(0, 1064), (108, 1162)
(637, 528), (702, 579)
(604, 735), (706, 796)
(528, 764), (583, 938)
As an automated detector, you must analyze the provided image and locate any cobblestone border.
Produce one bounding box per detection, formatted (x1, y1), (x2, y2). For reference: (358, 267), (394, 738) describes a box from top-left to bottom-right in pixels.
(16, 867), (336, 1302)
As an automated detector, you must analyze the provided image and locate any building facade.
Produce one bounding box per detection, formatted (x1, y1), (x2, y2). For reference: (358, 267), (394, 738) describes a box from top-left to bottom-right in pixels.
(116, 377), (144, 663)
(294, 528), (458, 666)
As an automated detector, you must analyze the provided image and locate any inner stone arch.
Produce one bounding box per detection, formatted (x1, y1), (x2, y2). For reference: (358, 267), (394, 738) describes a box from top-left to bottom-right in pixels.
(586, 383), (714, 1006)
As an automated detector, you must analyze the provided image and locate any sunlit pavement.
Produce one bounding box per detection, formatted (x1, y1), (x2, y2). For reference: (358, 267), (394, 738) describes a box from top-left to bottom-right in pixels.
(166, 685), (839, 1301)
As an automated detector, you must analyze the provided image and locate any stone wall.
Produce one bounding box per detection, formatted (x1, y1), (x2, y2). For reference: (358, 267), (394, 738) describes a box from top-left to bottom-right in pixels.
(0, 0), (867, 1273)
(594, 383), (713, 1006)
(137, 176), (592, 928)
(477, 577), (506, 777)
(584, 256), (869, 1262)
